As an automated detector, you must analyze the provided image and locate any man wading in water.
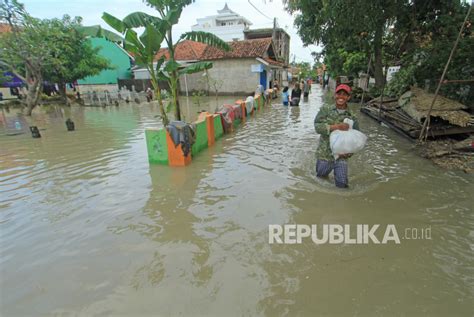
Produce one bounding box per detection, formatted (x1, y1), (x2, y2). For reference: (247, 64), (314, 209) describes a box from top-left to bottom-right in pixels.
(314, 84), (359, 188)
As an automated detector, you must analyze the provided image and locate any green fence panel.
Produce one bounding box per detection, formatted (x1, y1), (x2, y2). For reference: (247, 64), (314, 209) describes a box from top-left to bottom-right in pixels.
(192, 120), (208, 156)
(145, 129), (168, 165)
(233, 118), (241, 128)
(214, 115), (224, 139)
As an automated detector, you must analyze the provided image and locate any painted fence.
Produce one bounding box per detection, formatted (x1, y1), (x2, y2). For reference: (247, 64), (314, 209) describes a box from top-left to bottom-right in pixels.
(145, 92), (272, 167)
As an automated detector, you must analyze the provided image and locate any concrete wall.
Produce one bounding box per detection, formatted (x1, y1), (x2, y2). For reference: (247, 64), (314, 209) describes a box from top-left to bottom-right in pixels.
(179, 59), (260, 96)
(77, 84), (119, 93)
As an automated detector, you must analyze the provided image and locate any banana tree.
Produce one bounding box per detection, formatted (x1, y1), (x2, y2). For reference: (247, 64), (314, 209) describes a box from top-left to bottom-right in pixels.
(102, 12), (169, 125)
(103, 0), (230, 122)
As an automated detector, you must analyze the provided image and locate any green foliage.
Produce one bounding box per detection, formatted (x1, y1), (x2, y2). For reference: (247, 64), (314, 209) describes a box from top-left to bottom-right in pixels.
(285, 0), (405, 87)
(0, 5), (49, 76)
(76, 25), (123, 42)
(385, 64), (416, 98)
(191, 89), (206, 108)
(286, 0), (473, 107)
(0, 0), (57, 113)
(0, 1), (110, 109)
(102, 9), (169, 124)
(341, 50), (366, 77)
(178, 62), (213, 75)
(41, 15), (111, 87)
(180, 31), (231, 51)
(292, 61), (312, 79)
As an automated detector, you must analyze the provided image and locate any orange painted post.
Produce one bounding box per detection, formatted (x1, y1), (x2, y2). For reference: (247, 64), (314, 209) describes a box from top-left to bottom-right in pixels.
(235, 100), (246, 122)
(240, 102), (246, 122)
(206, 114), (215, 147)
(166, 130), (192, 167)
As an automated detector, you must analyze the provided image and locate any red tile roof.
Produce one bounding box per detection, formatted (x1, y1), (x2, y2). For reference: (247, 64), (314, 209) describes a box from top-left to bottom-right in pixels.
(262, 57), (284, 67)
(155, 40), (208, 61)
(201, 38), (273, 60)
(155, 38), (274, 62)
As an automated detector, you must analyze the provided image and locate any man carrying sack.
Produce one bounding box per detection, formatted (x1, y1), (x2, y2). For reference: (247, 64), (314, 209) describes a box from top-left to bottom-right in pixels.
(314, 84), (362, 188)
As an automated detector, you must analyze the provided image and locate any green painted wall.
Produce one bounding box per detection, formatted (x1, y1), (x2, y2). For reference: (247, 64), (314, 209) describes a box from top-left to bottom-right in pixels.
(214, 116), (223, 139)
(233, 118), (241, 128)
(191, 121), (208, 156)
(145, 129), (169, 165)
(78, 37), (132, 85)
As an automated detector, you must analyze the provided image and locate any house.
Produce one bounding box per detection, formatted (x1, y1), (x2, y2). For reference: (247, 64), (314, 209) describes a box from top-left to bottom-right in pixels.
(244, 26), (290, 86)
(187, 4), (290, 90)
(134, 38), (284, 96)
(196, 38), (284, 94)
(76, 37), (134, 92)
(191, 3), (252, 41)
(133, 40), (208, 80)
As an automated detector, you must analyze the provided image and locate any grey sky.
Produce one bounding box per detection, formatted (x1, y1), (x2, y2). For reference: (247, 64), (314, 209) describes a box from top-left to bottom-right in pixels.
(20, 0), (321, 64)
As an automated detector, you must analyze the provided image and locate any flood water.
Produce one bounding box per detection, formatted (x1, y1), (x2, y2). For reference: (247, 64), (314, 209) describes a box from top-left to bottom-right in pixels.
(1, 86), (473, 316)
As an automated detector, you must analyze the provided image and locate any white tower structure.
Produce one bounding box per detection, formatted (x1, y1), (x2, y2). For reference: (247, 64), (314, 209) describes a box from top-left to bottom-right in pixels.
(191, 3), (252, 41)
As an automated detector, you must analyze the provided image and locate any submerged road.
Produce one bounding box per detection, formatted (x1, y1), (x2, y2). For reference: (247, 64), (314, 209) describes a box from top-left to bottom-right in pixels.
(1, 85), (473, 315)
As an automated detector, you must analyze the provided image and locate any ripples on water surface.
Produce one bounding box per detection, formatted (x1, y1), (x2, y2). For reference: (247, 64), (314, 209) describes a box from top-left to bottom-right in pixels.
(0, 88), (473, 316)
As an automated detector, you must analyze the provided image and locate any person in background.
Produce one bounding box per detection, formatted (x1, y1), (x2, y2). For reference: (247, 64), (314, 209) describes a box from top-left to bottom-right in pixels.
(314, 84), (359, 188)
(282, 86), (289, 106)
(146, 87), (153, 102)
(272, 79), (280, 99)
(273, 79), (279, 92)
(291, 82), (302, 106)
(303, 79), (310, 99)
(255, 84), (264, 96)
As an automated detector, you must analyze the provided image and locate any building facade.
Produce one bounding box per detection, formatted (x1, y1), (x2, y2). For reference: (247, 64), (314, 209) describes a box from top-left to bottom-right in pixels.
(133, 38), (284, 96)
(244, 26), (291, 87)
(191, 3), (252, 41)
(77, 37), (133, 92)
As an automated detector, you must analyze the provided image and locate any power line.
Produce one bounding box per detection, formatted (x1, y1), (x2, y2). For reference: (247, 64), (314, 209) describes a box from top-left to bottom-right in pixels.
(247, 0), (273, 20)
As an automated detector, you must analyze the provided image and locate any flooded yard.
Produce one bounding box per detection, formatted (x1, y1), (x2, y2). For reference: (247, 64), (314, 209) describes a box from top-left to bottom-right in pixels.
(1, 86), (473, 315)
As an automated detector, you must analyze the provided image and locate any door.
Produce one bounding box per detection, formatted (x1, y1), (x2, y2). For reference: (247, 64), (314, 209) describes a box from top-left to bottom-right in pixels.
(260, 69), (267, 89)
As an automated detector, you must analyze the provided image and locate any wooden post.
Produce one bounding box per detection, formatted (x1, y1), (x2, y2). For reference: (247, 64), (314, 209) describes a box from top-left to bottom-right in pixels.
(206, 114), (215, 147)
(419, 4), (472, 142)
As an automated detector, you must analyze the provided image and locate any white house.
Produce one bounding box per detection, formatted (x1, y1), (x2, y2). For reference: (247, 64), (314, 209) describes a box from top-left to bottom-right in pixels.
(191, 3), (252, 41)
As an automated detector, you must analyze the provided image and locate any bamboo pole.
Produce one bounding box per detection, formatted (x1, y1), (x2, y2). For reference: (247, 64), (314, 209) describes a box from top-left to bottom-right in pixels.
(418, 4), (472, 142)
(359, 56), (371, 106)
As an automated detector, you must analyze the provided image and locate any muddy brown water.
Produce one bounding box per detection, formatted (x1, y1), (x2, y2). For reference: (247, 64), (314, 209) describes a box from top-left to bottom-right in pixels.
(1, 86), (473, 316)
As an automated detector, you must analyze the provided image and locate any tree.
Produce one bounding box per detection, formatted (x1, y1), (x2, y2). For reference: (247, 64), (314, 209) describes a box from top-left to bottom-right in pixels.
(0, 0), (50, 115)
(103, 0), (230, 124)
(41, 16), (110, 106)
(0, 1), (111, 113)
(284, 0), (404, 88)
(382, 1), (474, 108)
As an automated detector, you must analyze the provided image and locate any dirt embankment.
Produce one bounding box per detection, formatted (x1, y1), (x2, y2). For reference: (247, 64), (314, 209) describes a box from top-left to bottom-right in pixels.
(418, 136), (474, 173)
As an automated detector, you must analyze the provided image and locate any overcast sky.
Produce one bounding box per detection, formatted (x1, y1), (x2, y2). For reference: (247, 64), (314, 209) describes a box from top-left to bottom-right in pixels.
(20, 0), (321, 65)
